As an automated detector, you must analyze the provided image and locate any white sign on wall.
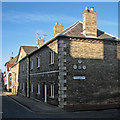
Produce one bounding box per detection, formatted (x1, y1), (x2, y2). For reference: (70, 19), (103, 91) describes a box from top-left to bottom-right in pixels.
(73, 76), (86, 80)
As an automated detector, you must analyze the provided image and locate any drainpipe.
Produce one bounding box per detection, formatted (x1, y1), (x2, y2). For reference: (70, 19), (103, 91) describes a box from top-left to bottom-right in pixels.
(27, 54), (30, 98)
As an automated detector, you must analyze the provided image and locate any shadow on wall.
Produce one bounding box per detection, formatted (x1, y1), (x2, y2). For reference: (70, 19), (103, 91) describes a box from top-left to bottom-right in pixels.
(63, 36), (120, 106)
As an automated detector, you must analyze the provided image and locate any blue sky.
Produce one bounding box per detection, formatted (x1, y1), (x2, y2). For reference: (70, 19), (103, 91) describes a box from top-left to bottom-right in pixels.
(1, 2), (118, 71)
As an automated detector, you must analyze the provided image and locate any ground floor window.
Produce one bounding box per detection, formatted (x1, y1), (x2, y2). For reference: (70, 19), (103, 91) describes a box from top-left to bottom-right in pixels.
(31, 83), (33, 92)
(50, 84), (54, 98)
(37, 84), (40, 94)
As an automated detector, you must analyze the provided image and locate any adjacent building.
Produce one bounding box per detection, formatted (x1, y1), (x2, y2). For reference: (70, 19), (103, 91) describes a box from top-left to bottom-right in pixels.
(4, 56), (18, 91)
(11, 46), (37, 94)
(0, 69), (3, 88)
(17, 7), (120, 109)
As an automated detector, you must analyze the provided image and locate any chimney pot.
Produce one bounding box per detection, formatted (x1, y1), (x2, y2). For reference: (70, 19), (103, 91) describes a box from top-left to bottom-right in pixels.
(10, 57), (13, 60)
(85, 7), (89, 10)
(91, 7), (94, 11)
(55, 22), (58, 25)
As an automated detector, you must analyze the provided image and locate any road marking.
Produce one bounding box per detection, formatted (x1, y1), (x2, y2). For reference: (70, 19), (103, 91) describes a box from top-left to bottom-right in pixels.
(6, 96), (34, 113)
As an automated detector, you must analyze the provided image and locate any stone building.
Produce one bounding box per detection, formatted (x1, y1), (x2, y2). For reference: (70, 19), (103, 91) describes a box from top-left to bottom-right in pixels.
(11, 46), (37, 94)
(5, 56), (18, 91)
(18, 7), (120, 109)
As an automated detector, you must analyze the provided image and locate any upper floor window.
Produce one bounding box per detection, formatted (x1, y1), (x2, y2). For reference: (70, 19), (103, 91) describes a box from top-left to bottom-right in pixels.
(37, 56), (40, 68)
(9, 67), (11, 71)
(50, 51), (54, 64)
(30, 60), (33, 70)
(37, 84), (40, 94)
(9, 76), (12, 81)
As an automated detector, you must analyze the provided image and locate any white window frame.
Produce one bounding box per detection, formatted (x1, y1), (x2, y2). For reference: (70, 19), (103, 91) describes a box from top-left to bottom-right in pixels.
(50, 84), (54, 98)
(37, 56), (40, 68)
(37, 84), (40, 94)
(22, 83), (25, 90)
(31, 83), (33, 92)
(30, 60), (33, 70)
(50, 51), (54, 64)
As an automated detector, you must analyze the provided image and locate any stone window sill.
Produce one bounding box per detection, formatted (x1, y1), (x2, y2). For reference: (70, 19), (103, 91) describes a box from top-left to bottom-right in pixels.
(49, 63), (54, 66)
(37, 66), (40, 69)
(49, 96), (54, 99)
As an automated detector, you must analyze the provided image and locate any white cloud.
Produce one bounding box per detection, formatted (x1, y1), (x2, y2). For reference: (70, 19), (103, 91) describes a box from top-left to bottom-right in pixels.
(2, 11), (80, 24)
(98, 19), (118, 26)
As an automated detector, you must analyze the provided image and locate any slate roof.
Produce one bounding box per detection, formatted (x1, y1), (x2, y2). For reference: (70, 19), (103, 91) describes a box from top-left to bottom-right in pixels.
(18, 21), (119, 62)
(21, 46), (38, 54)
(5, 55), (18, 66)
(60, 21), (118, 40)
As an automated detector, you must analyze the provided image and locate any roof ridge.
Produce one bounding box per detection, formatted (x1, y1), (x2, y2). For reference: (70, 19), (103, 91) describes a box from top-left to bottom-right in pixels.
(21, 45), (37, 47)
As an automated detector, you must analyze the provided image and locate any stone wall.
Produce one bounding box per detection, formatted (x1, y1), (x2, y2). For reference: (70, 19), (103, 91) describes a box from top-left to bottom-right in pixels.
(65, 37), (119, 106)
(29, 39), (59, 105)
(18, 58), (27, 97)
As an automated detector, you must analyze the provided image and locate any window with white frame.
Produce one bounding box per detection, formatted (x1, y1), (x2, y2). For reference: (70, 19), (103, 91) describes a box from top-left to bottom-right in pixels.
(37, 84), (40, 94)
(30, 60), (33, 70)
(37, 56), (40, 68)
(50, 51), (54, 64)
(31, 83), (33, 92)
(50, 84), (54, 98)
(23, 83), (25, 90)
(22, 64), (24, 72)
(9, 76), (12, 81)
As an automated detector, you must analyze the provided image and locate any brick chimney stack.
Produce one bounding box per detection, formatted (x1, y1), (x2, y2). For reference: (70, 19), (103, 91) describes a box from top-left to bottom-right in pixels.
(53, 22), (63, 37)
(10, 57), (13, 60)
(83, 7), (97, 37)
(36, 37), (44, 48)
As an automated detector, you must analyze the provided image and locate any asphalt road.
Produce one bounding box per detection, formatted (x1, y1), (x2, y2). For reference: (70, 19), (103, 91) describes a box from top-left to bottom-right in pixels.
(1, 94), (120, 119)
(2, 95), (43, 118)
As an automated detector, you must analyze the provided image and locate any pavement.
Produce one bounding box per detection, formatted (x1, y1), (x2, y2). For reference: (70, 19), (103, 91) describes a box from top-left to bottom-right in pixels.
(2, 91), (66, 114)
